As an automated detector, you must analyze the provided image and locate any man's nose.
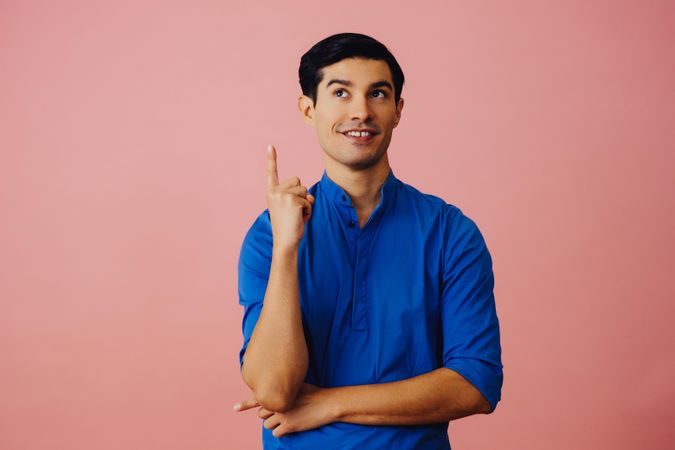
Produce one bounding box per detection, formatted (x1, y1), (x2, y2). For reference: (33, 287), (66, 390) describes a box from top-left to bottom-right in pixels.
(350, 95), (372, 121)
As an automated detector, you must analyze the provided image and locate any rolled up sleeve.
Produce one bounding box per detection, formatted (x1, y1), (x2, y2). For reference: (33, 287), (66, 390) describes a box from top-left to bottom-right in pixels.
(440, 206), (503, 412)
(237, 211), (273, 370)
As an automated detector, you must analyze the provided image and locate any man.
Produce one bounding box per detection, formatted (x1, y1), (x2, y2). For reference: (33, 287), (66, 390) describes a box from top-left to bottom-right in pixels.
(234, 32), (503, 449)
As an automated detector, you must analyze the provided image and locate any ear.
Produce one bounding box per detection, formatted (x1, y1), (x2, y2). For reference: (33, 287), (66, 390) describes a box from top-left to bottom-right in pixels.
(298, 95), (315, 126)
(393, 97), (404, 128)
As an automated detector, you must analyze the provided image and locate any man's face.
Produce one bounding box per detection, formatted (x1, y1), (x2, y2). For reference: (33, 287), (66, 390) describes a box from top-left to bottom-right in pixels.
(298, 57), (404, 171)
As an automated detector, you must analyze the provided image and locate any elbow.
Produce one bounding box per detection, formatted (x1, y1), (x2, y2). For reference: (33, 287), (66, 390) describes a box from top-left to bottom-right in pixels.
(241, 369), (297, 412)
(240, 356), (305, 412)
(475, 395), (494, 415)
(251, 377), (299, 412)
(255, 389), (295, 412)
(242, 381), (295, 412)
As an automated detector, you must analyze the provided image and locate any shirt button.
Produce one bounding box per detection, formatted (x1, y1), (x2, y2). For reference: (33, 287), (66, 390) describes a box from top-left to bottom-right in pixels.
(348, 221), (355, 228)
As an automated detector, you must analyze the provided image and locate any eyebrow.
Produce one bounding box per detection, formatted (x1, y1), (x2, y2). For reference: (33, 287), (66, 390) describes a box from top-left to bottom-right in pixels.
(325, 78), (394, 91)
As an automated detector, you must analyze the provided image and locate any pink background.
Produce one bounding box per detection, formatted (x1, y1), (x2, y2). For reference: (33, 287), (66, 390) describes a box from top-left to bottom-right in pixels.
(2, 1), (674, 449)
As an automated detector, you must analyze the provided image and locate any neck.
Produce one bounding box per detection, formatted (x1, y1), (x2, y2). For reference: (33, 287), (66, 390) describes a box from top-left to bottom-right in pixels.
(325, 155), (391, 213)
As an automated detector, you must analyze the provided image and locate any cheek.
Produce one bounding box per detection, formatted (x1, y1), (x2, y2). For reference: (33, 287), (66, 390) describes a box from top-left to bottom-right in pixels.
(315, 117), (334, 135)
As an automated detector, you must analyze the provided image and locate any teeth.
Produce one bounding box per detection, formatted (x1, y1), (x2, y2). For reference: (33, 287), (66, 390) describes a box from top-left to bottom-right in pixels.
(346, 131), (372, 137)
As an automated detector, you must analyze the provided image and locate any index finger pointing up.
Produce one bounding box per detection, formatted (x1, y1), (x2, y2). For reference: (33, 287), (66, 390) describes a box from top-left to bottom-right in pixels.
(267, 144), (279, 188)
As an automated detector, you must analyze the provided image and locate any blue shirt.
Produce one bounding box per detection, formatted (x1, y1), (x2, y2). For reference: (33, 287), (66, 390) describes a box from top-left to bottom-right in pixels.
(238, 168), (503, 449)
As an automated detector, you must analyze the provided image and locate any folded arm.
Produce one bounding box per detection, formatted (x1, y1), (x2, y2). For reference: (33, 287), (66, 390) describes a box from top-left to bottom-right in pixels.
(236, 367), (492, 437)
(329, 367), (492, 426)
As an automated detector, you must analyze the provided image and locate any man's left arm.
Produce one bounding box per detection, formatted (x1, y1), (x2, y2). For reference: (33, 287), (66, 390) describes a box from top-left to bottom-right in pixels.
(327, 366), (492, 424)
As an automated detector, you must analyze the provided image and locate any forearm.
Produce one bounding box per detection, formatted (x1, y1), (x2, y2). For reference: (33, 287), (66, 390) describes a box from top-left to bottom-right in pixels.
(241, 245), (308, 411)
(330, 368), (491, 426)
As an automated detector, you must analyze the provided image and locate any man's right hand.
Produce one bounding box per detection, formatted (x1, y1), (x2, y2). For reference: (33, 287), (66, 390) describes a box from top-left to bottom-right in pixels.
(266, 144), (315, 251)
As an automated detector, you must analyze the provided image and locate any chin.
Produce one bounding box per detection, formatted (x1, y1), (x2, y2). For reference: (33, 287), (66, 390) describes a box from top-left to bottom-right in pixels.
(337, 152), (386, 171)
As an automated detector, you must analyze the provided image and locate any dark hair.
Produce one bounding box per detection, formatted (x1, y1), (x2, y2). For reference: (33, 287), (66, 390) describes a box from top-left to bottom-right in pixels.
(299, 33), (405, 107)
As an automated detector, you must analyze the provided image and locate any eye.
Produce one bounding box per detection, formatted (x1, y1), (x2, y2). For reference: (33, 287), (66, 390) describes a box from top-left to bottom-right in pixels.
(372, 89), (387, 98)
(334, 88), (348, 98)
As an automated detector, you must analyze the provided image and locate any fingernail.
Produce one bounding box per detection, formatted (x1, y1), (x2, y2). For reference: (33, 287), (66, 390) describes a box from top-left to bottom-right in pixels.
(233, 403), (241, 411)
(267, 144), (272, 154)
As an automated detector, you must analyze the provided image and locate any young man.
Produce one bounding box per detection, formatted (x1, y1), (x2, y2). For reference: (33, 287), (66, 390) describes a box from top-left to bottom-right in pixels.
(234, 33), (503, 449)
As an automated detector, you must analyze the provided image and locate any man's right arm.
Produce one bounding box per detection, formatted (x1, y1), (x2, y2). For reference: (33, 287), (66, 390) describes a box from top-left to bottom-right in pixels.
(241, 243), (308, 412)
(239, 144), (314, 412)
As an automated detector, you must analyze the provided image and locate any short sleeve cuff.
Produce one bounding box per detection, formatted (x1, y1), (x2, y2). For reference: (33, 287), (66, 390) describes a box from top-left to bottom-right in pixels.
(443, 357), (503, 412)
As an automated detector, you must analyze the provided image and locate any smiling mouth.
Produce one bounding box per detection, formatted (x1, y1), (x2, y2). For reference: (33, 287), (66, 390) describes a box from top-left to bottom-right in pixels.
(340, 130), (377, 144)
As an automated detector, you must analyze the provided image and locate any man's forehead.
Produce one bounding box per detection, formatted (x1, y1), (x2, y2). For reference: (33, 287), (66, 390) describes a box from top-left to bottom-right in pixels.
(319, 58), (393, 87)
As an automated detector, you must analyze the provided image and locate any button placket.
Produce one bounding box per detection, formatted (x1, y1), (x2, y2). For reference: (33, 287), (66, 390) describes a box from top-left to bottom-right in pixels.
(351, 224), (372, 330)
(338, 187), (377, 331)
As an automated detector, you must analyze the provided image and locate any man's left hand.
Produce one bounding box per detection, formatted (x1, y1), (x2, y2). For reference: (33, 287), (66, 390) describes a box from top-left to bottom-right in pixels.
(233, 383), (337, 438)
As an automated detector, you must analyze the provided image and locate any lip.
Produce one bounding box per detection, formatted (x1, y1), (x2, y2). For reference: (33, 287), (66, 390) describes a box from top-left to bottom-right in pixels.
(340, 130), (377, 145)
(342, 128), (377, 134)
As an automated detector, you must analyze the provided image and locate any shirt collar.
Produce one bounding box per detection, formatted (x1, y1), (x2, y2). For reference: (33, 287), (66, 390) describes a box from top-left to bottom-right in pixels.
(320, 167), (398, 209)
